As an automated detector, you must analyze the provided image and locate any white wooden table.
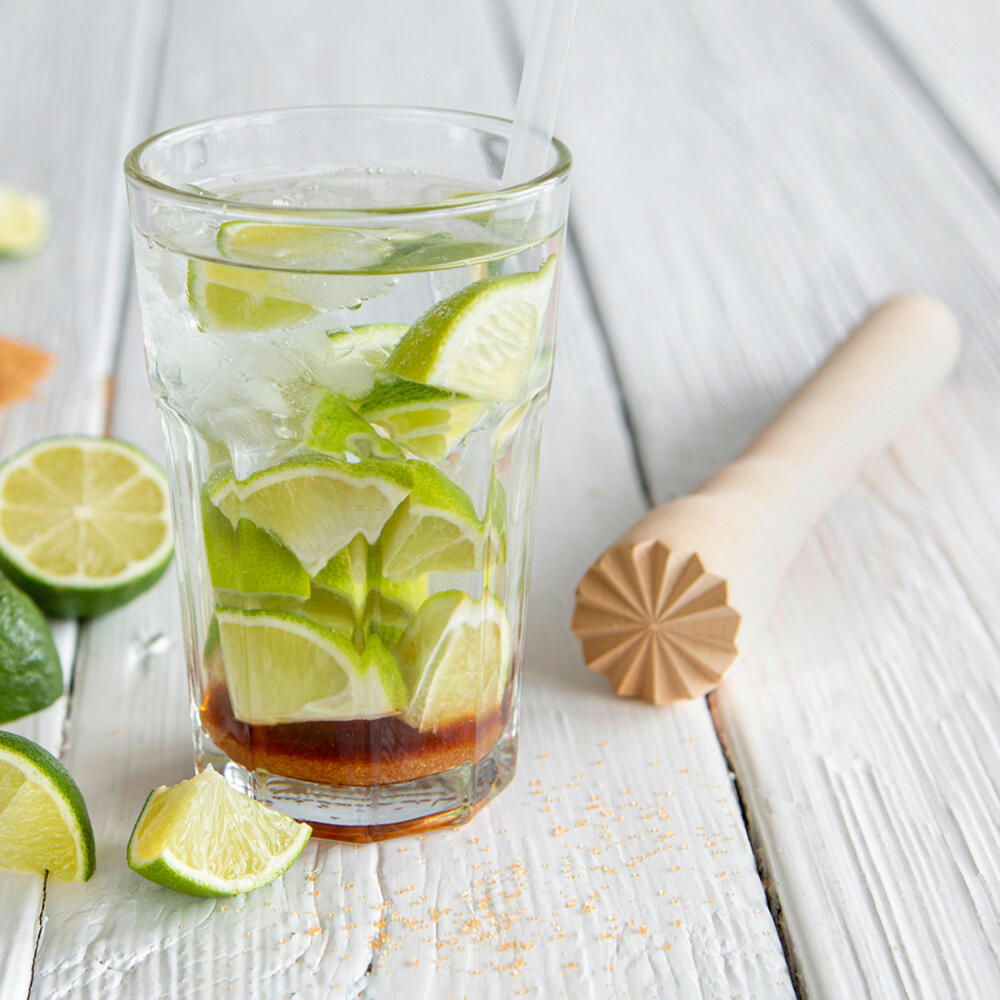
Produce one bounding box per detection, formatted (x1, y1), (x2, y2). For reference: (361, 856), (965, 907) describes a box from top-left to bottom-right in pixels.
(2, 1), (999, 997)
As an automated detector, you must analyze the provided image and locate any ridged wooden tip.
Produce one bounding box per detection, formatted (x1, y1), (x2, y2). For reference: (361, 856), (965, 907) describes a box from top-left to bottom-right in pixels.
(572, 540), (741, 704)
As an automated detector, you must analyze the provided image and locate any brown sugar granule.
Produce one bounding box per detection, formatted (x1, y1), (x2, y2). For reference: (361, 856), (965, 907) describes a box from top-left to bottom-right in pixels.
(0, 334), (52, 407)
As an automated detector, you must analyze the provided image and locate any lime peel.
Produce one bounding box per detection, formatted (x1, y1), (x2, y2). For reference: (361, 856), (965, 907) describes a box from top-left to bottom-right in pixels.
(126, 767), (310, 897)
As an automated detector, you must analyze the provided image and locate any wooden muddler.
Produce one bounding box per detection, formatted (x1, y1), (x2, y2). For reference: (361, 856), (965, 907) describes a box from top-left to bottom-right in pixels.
(572, 295), (960, 705)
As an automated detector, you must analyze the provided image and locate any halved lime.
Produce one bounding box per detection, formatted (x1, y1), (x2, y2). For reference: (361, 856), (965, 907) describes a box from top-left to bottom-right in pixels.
(0, 186), (50, 258)
(208, 456), (411, 576)
(0, 572), (62, 724)
(395, 591), (511, 731)
(381, 254), (557, 401)
(0, 436), (174, 618)
(126, 767), (309, 897)
(216, 607), (407, 723)
(378, 462), (483, 580)
(202, 498), (309, 599)
(187, 260), (317, 332)
(0, 730), (95, 881)
(318, 323), (409, 401)
(359, 379), (487, 460)
(306, 392), (402, 460)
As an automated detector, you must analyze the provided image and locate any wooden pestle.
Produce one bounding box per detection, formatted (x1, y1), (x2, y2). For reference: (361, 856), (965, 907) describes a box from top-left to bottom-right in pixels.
(572, 295), (961, 705)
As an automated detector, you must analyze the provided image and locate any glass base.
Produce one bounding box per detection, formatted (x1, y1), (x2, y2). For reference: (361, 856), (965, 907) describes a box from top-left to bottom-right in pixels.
(193, 721), (518, 842)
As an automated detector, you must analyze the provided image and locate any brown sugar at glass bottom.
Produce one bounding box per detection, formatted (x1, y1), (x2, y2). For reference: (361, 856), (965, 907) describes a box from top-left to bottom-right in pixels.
(199, 682), (510, 787)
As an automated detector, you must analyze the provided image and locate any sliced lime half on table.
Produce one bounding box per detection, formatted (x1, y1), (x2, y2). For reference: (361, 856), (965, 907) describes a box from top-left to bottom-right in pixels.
(127, 767), (310, 897)
(0, 185), (50, 258)
(0, 436), (174, 618)
(0, 730), (95, 881)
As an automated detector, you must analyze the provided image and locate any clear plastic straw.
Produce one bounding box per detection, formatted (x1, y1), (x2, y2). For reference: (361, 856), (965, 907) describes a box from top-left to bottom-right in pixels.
(502, 0), (579, 187)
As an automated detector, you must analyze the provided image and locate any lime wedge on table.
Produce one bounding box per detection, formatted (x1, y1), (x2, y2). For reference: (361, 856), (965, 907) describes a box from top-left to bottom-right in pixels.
(208, 456), (411, 576)
(202, 498), (309, 599)
(379, 462), (483, 580)
(0, 572), (62, 723)
(216, 607), (407, 723)
(187, 260), (317, 332)
(359, 379), (487, 460)
(0, 186), (50, 258)
(396, 591), (511, 731)
(318, 323), (409, 402)
(0, 730), (95, 881)
(0, 436), (174, 618)
(306, 391), (402, 460)
(126, 767), (309, 898)
(381, 254), (557, 401)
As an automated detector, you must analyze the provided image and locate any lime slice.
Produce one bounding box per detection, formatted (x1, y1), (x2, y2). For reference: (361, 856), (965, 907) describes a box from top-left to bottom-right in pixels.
(359, 379), (487, 460)
(485, 474), (508, 565)
(187, 260), (319, 332)
(208, 456), (411, 576)
(202, 497), (309, 599)
(126, 767), (309, 897)
(381, 254), (557, 401)
(0, 436), (174, 618)
(378, 462), (483, 580)
(0, 186), (50, 258)
(0, 572), (62, 723)
(381, 234), (504, 272)
(218, 222), (420, 271)
(318, 323), (409, 401)
(0, 730), (95, 881)
(395, 591), (511, 731)
(216, 607), (407, 723)
(312, 533), (370, 617)
(306, 392), (402, 460)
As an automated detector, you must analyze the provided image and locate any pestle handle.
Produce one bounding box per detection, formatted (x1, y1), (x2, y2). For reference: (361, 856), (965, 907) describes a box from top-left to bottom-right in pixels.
(574, 295), (960, 704)
(697, 294), (960, 560)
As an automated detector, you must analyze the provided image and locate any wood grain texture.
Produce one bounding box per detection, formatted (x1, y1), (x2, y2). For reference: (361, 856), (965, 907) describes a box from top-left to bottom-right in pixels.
(21, 1), (790, 997)
(504, 0), (1000, 995)
(0, 1), (166, 995)
(857, 0), (1000, 177)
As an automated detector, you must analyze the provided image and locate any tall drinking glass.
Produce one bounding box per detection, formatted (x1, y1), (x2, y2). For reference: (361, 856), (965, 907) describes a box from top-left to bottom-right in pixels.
(124, 107), (571, 841)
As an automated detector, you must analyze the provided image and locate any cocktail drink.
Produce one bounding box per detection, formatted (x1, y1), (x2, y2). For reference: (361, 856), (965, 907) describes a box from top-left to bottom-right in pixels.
(125, 107), (571, 840)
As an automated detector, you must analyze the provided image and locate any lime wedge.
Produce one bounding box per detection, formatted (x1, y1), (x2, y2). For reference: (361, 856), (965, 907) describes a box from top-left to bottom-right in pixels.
(318, 324), (409, 401)
(359, 379), (487, 460)
(0, 572), (62, 723)
(381, 254), (557, 401)
(0, 436), (174, 618)
(202, 497), (309, 599)
(208, 456), (411, 576)
(126, 767), (310, 897)
(0, 186), (50, 258)
(187, 260), (317, 332)
(306, 392), (402, 460)
(312, 533), (370, 617)
(218, 222), (420, 271)
(395, 591), (511, 731)
(0, 730), (95, 881)
(216, 607), (407, 723)
(378, 462), (483, 580)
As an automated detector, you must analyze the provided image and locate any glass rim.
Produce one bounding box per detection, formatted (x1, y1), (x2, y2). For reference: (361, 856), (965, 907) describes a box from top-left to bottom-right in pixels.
(123, 104), (572, 220)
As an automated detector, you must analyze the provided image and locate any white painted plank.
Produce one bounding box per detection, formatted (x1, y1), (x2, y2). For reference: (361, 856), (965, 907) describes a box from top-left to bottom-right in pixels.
(505, 0), (1000, 995)
(859, 0), (1000, 177)
(28, 1), (791, 997)
(0, 2), (165, 996)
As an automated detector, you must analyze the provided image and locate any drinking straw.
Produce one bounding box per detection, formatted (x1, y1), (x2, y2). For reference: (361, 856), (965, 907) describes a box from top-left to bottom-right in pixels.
(501, 0), (579, 187)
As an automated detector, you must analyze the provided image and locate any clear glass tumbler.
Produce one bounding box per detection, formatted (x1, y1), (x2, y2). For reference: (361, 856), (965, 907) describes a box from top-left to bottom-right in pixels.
(124, 107), (571, 841)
